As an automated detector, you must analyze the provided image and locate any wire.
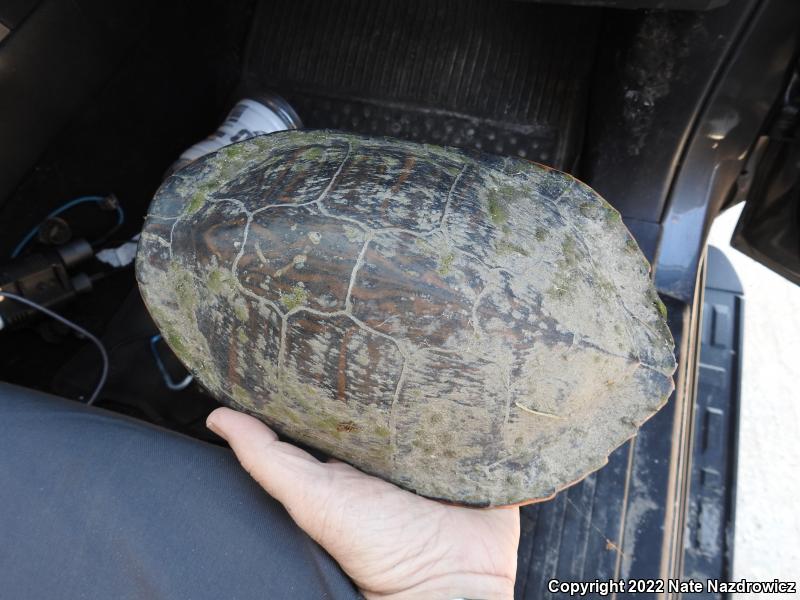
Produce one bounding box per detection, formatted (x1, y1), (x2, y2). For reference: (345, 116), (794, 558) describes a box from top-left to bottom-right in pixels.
(149, 334), (194, 391)
(11, 195), (125, 258)
(0, 290), (108, 405)
(11, 195), (104, 257)
(92, 203), (125, 246)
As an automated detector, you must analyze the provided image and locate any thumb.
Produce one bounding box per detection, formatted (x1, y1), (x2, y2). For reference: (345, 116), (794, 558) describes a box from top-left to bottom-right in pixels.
(206, 407), (335, 533)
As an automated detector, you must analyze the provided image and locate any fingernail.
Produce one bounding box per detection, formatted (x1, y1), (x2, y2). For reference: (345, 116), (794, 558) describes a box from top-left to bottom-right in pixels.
(206, 415), (222, 436)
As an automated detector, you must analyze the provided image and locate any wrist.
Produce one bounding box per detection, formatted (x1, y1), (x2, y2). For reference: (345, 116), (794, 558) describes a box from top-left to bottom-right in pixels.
(361, 572), (515, 600)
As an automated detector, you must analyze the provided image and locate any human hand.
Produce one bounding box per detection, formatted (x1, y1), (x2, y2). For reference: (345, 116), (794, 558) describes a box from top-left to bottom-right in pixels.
(206, 407), (519, 600)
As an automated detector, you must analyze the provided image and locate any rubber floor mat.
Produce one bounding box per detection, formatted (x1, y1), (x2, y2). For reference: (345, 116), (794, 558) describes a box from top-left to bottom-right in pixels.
(243, 0), (600, 170)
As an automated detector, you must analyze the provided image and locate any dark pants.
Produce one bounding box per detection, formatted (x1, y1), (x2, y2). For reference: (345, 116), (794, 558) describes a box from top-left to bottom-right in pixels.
(0, 383), (361, 599)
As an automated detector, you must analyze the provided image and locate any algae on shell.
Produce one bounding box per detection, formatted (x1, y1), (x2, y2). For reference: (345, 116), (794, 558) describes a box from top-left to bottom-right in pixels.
(136, 130), (676, 506)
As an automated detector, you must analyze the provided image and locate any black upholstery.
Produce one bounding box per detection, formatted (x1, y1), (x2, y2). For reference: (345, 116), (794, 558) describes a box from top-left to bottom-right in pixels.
(0, 382), (360, 599)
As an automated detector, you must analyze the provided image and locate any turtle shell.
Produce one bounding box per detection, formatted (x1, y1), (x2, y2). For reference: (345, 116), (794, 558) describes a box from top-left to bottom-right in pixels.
(136, 130), (676, 507)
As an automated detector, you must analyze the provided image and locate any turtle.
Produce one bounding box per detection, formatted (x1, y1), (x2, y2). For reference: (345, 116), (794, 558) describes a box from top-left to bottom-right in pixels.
(136, 130), (676, 507)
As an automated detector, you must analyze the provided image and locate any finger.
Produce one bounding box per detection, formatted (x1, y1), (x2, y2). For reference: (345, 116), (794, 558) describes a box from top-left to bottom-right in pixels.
(206, 408), (335, 523)
(207, 407), (278, 442)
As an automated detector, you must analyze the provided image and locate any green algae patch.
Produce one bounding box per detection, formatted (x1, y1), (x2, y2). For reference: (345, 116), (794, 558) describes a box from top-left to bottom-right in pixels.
(208, 269), (225, 294)
(185, 192), (205, 214)
(313, 413), (346, 439)
(223, 144), (246, 160)
(604, 205), (622, 223)
(207, 268), (240, 302)
(487, 189), (508, 226)
(303, 146), (324, 161)
(170, 265), (197, 319)
(233, 300), (249, 322)
(497, 240), (530, 257)
(546, 236), (583, 300)
(655, 297), (668, 319)
(280, 284), (308, 311)
(232, 383), (251, 405)
(437, 252), (455, 276)
(165, 330), (187, 358)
